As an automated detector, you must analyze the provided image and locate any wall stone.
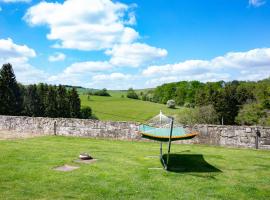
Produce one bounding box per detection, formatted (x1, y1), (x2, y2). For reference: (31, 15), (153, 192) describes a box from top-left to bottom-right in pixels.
(0, 115), (269, 149)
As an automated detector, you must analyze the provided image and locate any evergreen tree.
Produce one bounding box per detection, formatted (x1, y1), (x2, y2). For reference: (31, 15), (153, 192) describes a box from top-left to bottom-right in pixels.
(23, 84), (42, 116)
(69, 87), (81, 118)
(45, 86), (58, 117)
(0, 63), (23, 115)
(37, 83), (48, 116)
(57, 85), (70, 117)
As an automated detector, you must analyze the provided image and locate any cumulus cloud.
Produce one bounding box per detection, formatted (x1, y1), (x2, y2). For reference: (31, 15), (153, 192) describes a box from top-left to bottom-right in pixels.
(142, 48), (270, 87)
(249, 0), (266, 7)
(0, 38), (47, 83)
(48, 52), (66, 62)
(92, 72), (132, 81)
(105, 43), (168, 67)
(90, 72), (137, 89)
(47, 61), (113, 86)
(24, 0), (139, 51)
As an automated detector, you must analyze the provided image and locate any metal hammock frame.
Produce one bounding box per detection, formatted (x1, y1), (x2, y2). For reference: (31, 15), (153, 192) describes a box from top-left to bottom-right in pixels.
(139, 111), (198, 170)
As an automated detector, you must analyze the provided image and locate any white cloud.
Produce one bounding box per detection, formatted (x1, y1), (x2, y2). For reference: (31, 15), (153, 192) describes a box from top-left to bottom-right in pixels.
(249, 0), (266, 7)
(90, 72), (137, 89)
(47, 61), (113, 86)
(92, 72), (132, 81)
(142, 48), (270, 87)
(106, 43), (168, 67)
(48, 52), (66, 62)
(64, 61), (112, 74)
(24, 0), (139, 51)
(0, 38), (47, 83)
(0, 0), (31, 3)
(0, 38), (36, 58)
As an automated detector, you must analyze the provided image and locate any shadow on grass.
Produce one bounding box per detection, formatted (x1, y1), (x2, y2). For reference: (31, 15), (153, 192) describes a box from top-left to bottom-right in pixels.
(162, 154), (222, 173)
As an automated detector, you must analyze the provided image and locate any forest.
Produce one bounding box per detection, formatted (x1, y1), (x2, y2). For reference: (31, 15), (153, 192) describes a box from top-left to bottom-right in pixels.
(142, 79), (270, 125)
(0, 63), (94, 119)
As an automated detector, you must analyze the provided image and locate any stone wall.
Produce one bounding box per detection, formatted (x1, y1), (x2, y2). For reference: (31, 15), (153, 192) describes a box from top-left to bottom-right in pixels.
(0, 115), (140, 140)
(0, 115), (269, 149)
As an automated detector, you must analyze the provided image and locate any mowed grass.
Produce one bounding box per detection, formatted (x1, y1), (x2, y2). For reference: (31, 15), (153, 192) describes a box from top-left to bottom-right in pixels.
(80, 91), (181, 122)
(1, 136), (270, 200)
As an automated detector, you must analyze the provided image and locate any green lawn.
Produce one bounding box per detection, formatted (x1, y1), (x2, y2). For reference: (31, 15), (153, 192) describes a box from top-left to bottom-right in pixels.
(80, 91), (182, 122)
(1, 136), (270, 199)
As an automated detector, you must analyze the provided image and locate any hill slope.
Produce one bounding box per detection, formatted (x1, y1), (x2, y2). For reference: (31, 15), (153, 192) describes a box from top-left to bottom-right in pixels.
(80, 91), (179, 122)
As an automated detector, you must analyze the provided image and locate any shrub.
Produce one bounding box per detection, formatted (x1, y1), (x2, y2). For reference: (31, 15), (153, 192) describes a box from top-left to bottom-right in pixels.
(80, 106), (93, 119)
(126, 88), (138, 99)
(166, 99), (176, 108)
(94, 88), (110, 96)
(176, 105), (219, 125)
(236, 103), (266, 125)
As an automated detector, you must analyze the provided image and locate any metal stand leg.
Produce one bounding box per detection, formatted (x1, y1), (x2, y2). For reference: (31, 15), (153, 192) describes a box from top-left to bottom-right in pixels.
(160, 142), (167, 169)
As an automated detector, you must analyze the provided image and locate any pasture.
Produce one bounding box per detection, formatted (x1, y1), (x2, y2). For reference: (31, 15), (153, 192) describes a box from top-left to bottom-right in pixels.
(80, 91), (182, 122)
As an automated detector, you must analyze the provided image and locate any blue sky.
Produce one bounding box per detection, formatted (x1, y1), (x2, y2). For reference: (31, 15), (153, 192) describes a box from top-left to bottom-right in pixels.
(0, 0), (270, 89)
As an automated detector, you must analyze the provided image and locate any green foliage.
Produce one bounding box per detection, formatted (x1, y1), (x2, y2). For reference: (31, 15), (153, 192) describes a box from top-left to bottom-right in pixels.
(45, 86), (58, 117)
(0, 63), (23, 115)
(126, 88), (139, 99)
(177, 105), (219, 125)
(94, 88), (111, 96)
(23, 84), (43, 117)
(80, 106), (93, 119)
(57, 85), (70, 118)
(236, 103), (269, 126)
(69, 87), (81, 118)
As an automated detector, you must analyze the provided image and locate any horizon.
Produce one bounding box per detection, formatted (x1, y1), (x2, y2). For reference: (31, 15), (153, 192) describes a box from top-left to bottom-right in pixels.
(0, 0), (270, 89)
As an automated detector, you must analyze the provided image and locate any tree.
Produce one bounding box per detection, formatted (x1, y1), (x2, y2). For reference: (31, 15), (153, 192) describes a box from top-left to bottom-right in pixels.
(23, 84), (43, 117)
(94, 88), (110, 96)
(126, 88), (138, 99)
(57, 85), (70, 118)
(0, 63), (23, 115)
(45, 86), (58, 117)
(37, 83), (48, 116)
(80, 106), (93, 119)
(236, 103), (266, 125)
(69, 87), (81, 118)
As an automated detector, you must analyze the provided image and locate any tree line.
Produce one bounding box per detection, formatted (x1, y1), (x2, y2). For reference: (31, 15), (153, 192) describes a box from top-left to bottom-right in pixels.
(0, 63), (95, 119)
(141, 79), (270, 125)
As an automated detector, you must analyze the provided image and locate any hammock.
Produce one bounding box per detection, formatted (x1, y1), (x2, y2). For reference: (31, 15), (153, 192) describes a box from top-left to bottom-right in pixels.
(139, 111), (198, 170)
(139, 124), (197, 141)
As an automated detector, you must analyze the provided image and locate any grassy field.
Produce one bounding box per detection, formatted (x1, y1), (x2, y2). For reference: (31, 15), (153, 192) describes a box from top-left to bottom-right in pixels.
(80, 91), (182, 122)
(0, 136), (270, 199)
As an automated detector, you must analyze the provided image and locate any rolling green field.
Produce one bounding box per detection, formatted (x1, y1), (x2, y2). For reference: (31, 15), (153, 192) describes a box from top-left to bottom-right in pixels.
(0, 136), (270, 200)
(80, 91), (181, 122)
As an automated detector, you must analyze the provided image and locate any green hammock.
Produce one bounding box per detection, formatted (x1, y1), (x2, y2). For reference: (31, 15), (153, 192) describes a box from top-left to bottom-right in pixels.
(139, 111), (198, 170)
(139, 124), (198, 141)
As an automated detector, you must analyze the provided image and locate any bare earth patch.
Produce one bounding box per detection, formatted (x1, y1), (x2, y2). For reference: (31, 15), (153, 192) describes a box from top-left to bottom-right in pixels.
(53, 165), (79, 172)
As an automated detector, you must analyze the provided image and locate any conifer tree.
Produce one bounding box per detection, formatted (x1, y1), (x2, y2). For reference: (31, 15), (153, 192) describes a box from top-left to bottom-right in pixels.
(45, 86), (58, 117)
(0, 63), (23, 115)
(57, 85), (70, 117)
(69, 87), (81, 118)
(23, 84), (42, 116)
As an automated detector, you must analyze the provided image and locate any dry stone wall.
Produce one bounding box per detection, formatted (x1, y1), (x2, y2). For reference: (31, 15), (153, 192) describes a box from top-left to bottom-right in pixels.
(0, 115), (269, 149)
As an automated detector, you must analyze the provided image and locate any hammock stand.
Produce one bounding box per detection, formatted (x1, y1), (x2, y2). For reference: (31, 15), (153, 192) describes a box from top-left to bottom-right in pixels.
(139, 111), (198, 170)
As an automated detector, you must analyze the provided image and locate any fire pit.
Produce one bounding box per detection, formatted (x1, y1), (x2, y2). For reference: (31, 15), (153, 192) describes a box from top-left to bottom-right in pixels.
(79, 153), (93, 160)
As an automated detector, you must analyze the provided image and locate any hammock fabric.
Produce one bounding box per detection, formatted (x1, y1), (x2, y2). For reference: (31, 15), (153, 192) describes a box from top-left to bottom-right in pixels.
(139, 124), (198, 141)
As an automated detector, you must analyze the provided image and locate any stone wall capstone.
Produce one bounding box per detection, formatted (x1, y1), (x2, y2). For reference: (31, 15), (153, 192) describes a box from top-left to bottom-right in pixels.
(0, 115), (269, 149)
